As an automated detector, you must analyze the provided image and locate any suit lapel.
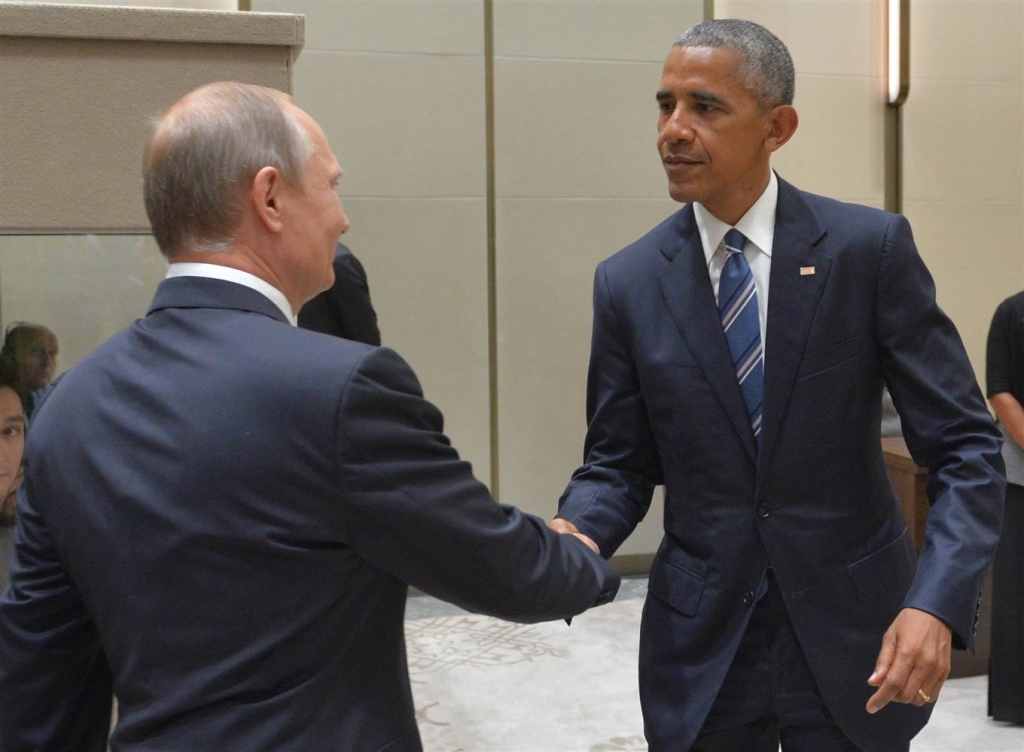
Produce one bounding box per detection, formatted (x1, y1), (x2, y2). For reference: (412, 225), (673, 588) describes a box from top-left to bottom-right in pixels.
(757, 178), (831, 479)
(657, 207), (759, 465)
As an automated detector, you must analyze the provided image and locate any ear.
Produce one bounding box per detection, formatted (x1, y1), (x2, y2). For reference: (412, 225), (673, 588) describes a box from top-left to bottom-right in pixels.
(765, 105), (798, 153)
(251, 165), (285, 234)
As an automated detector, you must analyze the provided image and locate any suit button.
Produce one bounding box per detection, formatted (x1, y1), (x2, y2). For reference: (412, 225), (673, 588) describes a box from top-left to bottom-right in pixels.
(743, 591), (755, 606)
(757, 503), (771, 519)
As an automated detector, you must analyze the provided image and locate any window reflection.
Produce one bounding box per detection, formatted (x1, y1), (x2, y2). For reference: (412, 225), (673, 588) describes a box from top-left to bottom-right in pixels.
(0, 234), (167, 374)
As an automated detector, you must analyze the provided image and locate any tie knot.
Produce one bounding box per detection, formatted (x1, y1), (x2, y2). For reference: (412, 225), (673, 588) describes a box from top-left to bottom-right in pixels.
(724, 228), (747, 254)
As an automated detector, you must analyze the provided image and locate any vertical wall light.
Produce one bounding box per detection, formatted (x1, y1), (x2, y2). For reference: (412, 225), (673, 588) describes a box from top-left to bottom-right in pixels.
(887, 0), (910, 106)
(885, 0), (910, 213)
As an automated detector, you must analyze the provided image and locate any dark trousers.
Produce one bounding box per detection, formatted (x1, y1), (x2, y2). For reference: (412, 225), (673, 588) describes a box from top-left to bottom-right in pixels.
(691, 573), (898, 752)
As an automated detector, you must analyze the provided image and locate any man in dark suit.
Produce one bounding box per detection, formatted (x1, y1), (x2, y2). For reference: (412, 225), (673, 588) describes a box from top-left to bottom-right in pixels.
(299, 243), (381, 346)
(551, 19), (1004, 751)
(0, 82), (619, 752)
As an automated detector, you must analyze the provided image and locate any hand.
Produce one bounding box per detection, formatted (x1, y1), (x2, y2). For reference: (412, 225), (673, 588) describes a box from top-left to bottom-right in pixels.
(866, 607), (952, 714)
(548, 518), (601, 556)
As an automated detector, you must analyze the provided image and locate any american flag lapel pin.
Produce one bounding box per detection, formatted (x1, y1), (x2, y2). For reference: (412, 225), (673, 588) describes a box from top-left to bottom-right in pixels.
(799, 266), (816, 276)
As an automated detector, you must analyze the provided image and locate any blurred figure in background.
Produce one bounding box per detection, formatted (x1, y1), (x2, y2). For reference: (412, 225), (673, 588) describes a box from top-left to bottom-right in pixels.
(0, 323), (59, 422)
(985, 290), (1024, 725)
(0, 356), (26, 589)
(299, 242), (381, 346)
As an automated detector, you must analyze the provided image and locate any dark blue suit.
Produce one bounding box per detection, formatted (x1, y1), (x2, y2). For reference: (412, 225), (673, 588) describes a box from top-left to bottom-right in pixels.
(558, 177), (1004, 750)
(0, 276), (619, 751)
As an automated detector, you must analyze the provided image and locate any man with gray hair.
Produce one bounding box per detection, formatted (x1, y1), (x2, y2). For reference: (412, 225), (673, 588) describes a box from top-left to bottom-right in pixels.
(0, 82), (619, 751)
(551, 19), (1003, 751)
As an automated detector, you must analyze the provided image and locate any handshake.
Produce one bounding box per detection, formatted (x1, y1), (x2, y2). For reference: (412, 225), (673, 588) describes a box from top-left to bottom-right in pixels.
(548, 517), (601, 555)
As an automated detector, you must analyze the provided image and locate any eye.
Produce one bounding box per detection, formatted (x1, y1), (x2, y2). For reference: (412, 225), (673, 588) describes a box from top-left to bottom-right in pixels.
(1, 426), (22, 438)
(657, 100), (674, 115)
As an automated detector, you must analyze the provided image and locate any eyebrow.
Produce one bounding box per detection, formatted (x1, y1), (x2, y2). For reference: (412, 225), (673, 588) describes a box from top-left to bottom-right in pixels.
(691, 90), (727, 106)
(656, 89), (728, 107)
(2, 415), (24, 426)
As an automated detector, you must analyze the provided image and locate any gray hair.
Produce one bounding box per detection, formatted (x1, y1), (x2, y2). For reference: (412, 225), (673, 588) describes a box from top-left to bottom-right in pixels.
(143, 82), (313, 257)
(675, 19), (795, 109)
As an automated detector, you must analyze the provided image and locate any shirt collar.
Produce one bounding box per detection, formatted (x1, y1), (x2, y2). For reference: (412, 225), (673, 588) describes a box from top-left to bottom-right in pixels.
(165, 262), (297, 326)
(694, 170), (778, 266)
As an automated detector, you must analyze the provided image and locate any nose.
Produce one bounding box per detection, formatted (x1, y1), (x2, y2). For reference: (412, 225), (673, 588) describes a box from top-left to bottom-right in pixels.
(338, 207), (351, 236)
(661, 107), (695, 144)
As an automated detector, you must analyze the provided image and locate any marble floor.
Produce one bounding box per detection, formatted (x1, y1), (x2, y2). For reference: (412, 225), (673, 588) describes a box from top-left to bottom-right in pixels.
(405, 577), (1023, 752)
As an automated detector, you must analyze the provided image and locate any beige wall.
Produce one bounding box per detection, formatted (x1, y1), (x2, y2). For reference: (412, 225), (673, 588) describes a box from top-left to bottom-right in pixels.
(903, 0), (1024, 381)
(0, 2), (302, 231)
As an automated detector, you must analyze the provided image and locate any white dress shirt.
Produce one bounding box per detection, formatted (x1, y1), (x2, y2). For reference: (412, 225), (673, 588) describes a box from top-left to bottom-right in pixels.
(693, 170), (778, 354)
(165, 262), (297, 326)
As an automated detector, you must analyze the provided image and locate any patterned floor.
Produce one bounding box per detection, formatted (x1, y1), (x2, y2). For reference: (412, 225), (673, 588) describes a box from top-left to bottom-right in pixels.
(405, 577), (1023, 752)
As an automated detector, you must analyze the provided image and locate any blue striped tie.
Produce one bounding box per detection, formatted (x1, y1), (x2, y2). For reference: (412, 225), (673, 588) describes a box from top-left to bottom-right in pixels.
(719, 229), (763, 444)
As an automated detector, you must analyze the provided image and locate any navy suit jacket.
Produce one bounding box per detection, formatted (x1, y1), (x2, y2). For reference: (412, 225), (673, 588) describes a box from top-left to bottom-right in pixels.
(298, 243), (381, 346)
(558, 177), (1004, 751)
(0, 277), (619, 751)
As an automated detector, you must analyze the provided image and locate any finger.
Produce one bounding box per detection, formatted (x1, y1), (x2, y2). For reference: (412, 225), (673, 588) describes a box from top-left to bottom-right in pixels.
(547, 518), (579, 535)
(904, 640), (951, 705)
(867, 649), (912, 714)
(900, 663), (932, 705)
(571, 532), (600, 555)
(919, 664), (950, 705)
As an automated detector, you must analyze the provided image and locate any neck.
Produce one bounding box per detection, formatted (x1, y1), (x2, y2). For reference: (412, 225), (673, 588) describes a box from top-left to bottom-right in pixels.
(169, 246), (301, 317)
(704, 168), (772, 226)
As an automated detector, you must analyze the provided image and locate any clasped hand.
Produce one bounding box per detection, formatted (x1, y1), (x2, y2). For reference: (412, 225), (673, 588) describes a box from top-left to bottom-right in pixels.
(547, 518), (601, 556)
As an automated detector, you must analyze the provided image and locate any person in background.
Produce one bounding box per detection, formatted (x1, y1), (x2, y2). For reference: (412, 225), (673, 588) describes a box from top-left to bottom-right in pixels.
(985, 290), (1024, 725)
(551, 19), (1004, 752)
(0, 322), (59, 422)
(0, 82), (619, 751)
(0, 356), (26, 590)
(298, 242), (381, 346)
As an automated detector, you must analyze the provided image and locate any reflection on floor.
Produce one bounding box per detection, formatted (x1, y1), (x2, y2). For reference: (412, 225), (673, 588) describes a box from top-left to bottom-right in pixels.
(405, 577), (1023, 752)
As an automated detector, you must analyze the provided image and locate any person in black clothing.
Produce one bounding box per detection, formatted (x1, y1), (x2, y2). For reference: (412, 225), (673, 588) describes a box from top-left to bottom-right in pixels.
(985, 289), (1024, 725)
(0, 356), (26, 589)
(298, 243), (381, 346)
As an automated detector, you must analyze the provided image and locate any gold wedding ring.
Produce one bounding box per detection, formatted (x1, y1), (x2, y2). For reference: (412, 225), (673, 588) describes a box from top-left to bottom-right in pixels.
(917, 688), (933, 703)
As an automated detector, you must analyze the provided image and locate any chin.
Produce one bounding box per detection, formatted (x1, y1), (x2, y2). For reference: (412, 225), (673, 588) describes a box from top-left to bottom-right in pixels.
(667, 184), (695, 205)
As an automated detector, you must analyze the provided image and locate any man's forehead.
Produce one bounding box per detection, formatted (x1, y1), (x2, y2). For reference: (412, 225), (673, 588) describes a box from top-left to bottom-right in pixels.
(659, 46), (746, 97)
(0, 388), (23, 417)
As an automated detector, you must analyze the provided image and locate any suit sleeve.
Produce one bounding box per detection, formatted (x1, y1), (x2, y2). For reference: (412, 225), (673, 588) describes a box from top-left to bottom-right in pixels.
(333, 347), (619, 623)
(0, 484), (113, 751)
(556, 262), (662, 557)
(875, 214), (1005, 650)
(327, 249), (382, 347)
